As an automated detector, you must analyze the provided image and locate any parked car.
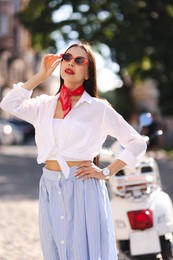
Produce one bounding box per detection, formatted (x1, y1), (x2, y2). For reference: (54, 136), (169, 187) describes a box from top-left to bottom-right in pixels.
(0, 119), (24, 145)
(8, 118), (35, 142)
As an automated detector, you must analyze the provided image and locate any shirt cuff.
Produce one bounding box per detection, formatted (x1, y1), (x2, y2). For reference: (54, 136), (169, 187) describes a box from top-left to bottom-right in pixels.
(13, 82), (33, 97)
(117, 149), (138, 168)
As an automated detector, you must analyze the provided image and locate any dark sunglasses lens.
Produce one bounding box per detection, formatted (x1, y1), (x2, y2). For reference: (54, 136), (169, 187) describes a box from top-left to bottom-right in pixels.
(63, 54), (71, 61)
(75, 57), (85, 64)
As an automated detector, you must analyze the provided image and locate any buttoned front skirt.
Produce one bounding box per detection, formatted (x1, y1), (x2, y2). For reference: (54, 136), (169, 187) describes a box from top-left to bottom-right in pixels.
(39, 167), (117, 260)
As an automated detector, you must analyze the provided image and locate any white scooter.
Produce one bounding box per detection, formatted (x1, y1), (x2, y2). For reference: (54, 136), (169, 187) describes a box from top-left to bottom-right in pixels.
(100, 113), (173, 260)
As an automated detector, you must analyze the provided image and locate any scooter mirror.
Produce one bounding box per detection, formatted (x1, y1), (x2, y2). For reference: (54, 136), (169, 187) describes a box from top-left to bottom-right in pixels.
(139, 113), (152, 127)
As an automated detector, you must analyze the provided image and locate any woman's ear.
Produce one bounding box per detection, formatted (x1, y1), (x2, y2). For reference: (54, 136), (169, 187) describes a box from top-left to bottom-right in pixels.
(84, 69), (89, 81)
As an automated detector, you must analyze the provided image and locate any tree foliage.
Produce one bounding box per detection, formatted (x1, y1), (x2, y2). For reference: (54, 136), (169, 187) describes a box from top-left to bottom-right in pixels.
(18, 0), (173, 115)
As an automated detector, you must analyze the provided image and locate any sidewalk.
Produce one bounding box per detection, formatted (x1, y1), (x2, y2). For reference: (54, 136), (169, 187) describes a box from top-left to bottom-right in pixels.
(0, 145), (43, 260)
(0, 200), (42, 260)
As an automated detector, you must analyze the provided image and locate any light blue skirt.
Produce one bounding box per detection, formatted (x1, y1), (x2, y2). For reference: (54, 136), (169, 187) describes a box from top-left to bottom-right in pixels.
(39, 167), (118, 260)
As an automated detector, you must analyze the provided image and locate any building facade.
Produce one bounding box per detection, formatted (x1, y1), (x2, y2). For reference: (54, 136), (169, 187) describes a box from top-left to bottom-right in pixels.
(0, 0), (38, 117)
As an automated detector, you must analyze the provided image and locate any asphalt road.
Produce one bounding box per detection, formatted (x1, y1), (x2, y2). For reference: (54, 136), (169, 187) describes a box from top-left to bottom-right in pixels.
(0, 145), (173, 260)
(157, 153), (173, 200)
(0, 144), (41, 200)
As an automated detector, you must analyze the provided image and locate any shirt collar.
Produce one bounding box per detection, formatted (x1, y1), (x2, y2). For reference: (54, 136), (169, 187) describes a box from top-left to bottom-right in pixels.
(77, 91), (92, 105)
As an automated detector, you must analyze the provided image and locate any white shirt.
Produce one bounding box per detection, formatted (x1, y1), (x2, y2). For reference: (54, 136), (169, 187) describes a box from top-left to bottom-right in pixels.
(0, 82), (146, 178)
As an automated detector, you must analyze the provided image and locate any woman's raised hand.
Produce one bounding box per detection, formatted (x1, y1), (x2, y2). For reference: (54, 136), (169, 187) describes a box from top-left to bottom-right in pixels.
(39, 54), (62, 80)
(20, 54), (62, 91)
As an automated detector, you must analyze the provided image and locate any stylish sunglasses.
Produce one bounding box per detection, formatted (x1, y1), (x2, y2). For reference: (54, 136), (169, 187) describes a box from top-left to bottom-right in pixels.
(60, 53), (89, 65)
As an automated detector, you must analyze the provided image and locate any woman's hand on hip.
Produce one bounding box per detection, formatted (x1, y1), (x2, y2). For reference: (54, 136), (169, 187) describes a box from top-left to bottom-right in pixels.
(74, 162), (105, 181)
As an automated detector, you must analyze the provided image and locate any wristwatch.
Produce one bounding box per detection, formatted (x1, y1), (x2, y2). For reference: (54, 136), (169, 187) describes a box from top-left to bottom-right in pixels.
(102, 167), (110, 180)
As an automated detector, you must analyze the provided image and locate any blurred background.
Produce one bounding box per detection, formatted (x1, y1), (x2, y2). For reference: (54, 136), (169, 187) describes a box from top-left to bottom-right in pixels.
(0, 1), (173, 259)
(0, 0), (173, 150)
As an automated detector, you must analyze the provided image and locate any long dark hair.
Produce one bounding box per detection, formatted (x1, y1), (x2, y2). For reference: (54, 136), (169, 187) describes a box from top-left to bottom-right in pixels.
(58, 41), (98, 98)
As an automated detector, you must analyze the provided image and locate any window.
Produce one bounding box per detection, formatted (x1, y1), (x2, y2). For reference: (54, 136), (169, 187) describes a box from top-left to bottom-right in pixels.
(0, 13), (9, 36)
(13, 0), (20, 13)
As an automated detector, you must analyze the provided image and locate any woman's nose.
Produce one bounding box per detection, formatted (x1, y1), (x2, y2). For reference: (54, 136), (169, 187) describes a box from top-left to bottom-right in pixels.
(68, 59), (75, 66)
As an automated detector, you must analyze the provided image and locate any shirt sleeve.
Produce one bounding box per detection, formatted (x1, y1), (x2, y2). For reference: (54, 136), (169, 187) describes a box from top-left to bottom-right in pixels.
(0, 82), (41, 125)
(104, 102), (147, 168)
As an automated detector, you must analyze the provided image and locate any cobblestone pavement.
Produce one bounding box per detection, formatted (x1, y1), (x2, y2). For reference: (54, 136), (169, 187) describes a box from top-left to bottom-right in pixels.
(0, 145), (43, 260)
(0, 200), (42, 260)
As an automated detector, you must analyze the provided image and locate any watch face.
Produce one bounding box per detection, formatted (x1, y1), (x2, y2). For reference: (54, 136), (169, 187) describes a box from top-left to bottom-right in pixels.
(103, 168), (110, 176)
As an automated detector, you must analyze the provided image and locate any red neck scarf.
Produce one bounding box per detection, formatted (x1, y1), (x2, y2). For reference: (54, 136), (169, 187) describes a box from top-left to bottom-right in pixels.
(59, 84), (84, 118)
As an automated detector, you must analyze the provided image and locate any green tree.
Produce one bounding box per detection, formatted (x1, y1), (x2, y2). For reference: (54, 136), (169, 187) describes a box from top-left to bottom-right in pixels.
(18, 0), (173, 116)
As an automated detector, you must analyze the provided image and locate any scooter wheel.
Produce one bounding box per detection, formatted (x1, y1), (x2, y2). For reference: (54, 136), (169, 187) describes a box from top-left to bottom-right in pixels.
(160, 235), (173, 260)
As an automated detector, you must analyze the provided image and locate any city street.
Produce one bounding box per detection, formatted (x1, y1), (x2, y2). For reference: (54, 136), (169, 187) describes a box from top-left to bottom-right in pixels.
(0, 145), (173, 260)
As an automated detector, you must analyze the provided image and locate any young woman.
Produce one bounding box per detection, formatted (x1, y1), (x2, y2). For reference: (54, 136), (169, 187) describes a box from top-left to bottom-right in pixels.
(0, 42), (146, 260)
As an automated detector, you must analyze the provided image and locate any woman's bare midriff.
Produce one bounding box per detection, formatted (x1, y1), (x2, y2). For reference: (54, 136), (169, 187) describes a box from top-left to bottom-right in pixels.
(45, 160), (91, 171)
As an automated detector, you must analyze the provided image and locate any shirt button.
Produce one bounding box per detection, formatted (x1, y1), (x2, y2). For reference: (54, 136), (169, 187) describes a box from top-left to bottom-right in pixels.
(58, 191), (61, 195)
(61, 240), (65, 245)
(58, 174), (61, 179)
(60, 215), (64, 220)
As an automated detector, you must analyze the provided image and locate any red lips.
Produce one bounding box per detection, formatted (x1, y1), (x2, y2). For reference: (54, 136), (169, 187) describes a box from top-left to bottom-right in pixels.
(65, 68), (75, 75)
